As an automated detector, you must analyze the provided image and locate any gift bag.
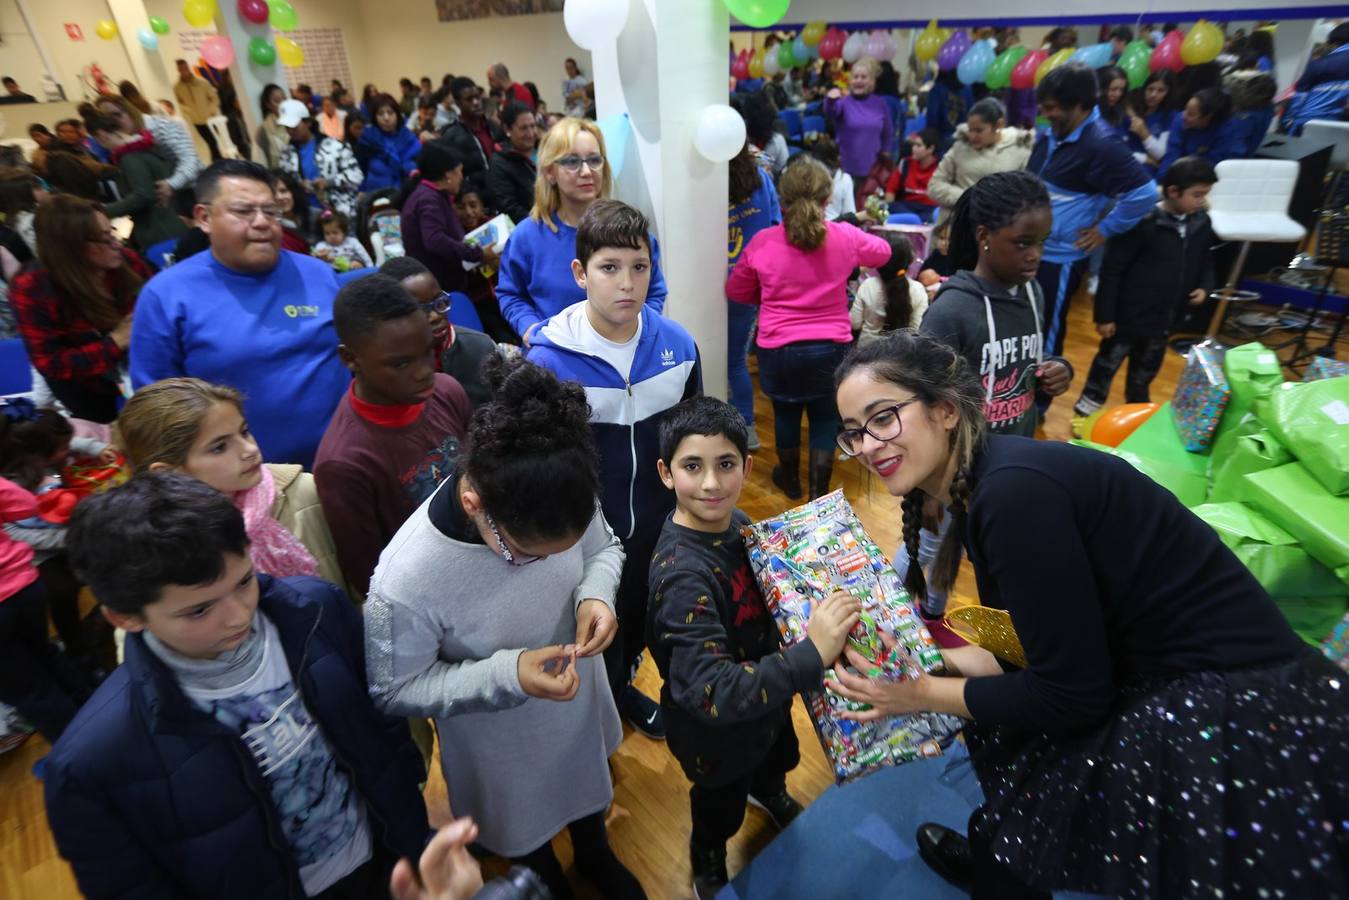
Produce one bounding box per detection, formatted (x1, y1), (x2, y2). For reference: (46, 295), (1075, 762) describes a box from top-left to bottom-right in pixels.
(1210, 342), (1283, 456)
(1190, 502), (1344, 598)
(1302, 357), (1349, 383)
(1261, 378), (1349, 496)
(1171, 345), (1231, 452)
(1207, 422), (1292, 504)
(1244, 463), (1349, 587)
(741, 490), (963, 782)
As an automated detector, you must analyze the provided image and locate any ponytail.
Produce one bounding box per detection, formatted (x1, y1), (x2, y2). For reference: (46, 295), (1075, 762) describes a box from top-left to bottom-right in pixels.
(876, 231), (916, 332)
(779, 156), (831, 251)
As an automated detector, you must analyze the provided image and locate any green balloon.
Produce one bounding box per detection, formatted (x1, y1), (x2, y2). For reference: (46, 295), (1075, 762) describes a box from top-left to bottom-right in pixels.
(1121, 48), (1149, 88)
(724, 0), (790, 28)
(985, 45), (1028, 91)
(268, 0), (298, 31)
(248, 37), (276, 66)
(777, 40), (796, 70)
(149, 16), (170, 35)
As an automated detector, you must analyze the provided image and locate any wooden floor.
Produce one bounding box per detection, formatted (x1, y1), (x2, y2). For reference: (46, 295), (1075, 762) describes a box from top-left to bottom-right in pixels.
(2, 282), (1344, 899)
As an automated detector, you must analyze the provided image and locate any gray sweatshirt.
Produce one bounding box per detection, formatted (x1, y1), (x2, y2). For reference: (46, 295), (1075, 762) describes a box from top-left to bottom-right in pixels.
(364, 483), (625, 856)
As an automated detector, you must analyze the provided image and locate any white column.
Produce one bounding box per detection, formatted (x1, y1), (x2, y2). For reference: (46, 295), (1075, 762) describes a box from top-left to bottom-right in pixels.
(210, 8), (283, 139)
(592, 0), (730, 400)
(107, 0), (175, 106)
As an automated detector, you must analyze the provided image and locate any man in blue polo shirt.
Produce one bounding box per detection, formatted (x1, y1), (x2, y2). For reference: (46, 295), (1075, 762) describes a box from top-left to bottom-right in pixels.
(1282, 23), (1349, 135)
(1029, 63), (1157, 363)
(130, 160), (349, 468)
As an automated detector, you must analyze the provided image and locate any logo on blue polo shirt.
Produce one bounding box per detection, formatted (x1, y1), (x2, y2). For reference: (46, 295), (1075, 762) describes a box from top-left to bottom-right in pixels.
(284, 304), (320, 319)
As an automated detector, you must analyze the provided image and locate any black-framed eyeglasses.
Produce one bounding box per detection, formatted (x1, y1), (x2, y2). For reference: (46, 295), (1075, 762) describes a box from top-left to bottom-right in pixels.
(836, 400), (920, 457)
(419, 291), (451, 315)
(483, 510), (543, 566)
(555, 153), (604, 174)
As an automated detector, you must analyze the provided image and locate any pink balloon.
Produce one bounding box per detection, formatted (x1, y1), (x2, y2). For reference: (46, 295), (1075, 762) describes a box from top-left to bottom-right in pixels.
(863, 31), (888, 60)
(731, 49), (750, 80)
(201, 35), (235, 69)
(1010, 48), (1047, 90)
(238, 0), (269, 24)
(818, 27), (845, 61)
(1150, 30), (1184, 73)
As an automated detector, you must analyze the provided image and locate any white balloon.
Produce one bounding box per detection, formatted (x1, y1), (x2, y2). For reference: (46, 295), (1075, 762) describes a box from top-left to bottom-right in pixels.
(563, 0), (629, 51)
(842, 32), (865, 64)
(763, 47), (782, 76)
(693, 104), (747, 162)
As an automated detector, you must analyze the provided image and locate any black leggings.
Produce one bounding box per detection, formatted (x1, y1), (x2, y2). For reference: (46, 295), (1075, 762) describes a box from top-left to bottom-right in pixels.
(509, 811), (611, 900)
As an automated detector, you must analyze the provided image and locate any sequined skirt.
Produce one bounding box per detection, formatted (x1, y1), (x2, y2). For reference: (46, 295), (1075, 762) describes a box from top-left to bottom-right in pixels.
(965, 647), (1349, 898)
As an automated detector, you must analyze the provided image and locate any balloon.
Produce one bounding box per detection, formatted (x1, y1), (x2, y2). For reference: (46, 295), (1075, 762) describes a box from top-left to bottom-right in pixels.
(763, 46), (781, 76)
(248, 37), (276, 66)
(802, 20), (827, 47)
(957, 39), (996, 85)
(818, 28), (845, 61)
(777, 40), (796, 71)
(1092, 403), (1161, 447)
(936, 30), (971, 72)
(95, 19), (118, 40)
(841, 32), (865, 64)
(748, 49), (765, 78)
(149, 16), (171, 35)
(693, 104), (746, 162)
(731, 50), (750, 80)
(268, 0), (298, 31)
(201, 35), (235, 69)
(863, 31), (888, 61)
(870, 30), (897, 62)
(793, 35), (816, 63)
(1150, 30), (1184, 73)
(1070, 41), (1112, 69)
(239, 0), (268, 24)
(985, 45), (1028, 90)
(1120, 44), (1150, 88)
(1010, 49), (1047, 90)
(1182, 20), (1223, 65)
(562, 0), (628, 51)
(1034, 47), (1074, 85)
(915, 20), (944, 63)
(276, 36), (304, 67)
(182, 0), (216, 28)
(137, 28), (159, 51)
(723, 0), (790, 29)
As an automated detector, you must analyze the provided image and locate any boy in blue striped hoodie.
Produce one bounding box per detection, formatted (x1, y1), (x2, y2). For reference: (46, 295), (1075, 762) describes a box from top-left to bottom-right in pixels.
(528, 199), (701, 739)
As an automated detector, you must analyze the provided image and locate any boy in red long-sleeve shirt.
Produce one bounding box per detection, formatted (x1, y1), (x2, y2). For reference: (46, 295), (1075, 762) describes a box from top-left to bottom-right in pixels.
(884, 128), (941, 223)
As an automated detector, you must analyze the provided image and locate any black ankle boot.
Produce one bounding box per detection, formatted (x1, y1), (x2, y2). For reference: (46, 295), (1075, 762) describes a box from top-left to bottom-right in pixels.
(916, 822), (973, 890)
(771, 448), (802, 500)
(807, 449), (835, 499)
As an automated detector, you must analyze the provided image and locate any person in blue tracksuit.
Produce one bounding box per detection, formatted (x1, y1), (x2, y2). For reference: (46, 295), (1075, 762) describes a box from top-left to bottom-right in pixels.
(528, 199), (701, 742)
(1282, 23), (1349, 135)
(1157, 87), (1248, 175)
(1029, 63), (1156, 363)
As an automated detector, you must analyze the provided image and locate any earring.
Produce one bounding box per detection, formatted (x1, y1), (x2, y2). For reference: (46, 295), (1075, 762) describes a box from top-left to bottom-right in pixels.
(982, 244), (989, 251)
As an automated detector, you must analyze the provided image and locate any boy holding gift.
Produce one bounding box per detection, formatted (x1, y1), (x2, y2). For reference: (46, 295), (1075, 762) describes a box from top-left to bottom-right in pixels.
(646, 396), (861, 899)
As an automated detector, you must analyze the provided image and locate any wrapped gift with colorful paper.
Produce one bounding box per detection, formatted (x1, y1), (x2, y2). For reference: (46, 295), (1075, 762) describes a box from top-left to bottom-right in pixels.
(1303, 357), (1349, 383)
(1171, 345), (1231, 452)
(1323, 611), (1349, 672)
(741, 490), (963, 782)
(1260, 379), (1349, 496)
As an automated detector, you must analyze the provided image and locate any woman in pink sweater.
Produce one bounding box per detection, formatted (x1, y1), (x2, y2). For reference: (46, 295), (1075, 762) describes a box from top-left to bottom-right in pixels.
(727, 155), (891, 500)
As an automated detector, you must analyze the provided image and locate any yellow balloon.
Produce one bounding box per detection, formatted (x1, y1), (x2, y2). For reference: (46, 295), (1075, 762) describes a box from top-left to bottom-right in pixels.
(748, 49), (765, 79)
(182, 0), (217, 29)
(915, 20), (944, 63)
(1181, 19), (1224, 66)
(95, 19), (119, 41)
(276, 37), (305, 68)
(1034, 47), (1074, 85)
(802, 20), (827, 47)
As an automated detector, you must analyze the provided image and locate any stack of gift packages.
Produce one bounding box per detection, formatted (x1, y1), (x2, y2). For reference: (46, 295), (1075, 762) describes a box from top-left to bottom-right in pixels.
(742, 491), (964, 781)
(1072, 343), (1349, 671)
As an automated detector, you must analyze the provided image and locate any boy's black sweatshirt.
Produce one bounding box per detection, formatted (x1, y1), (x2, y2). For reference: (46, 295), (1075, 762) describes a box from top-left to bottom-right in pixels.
(1094, 206), (1216, 338)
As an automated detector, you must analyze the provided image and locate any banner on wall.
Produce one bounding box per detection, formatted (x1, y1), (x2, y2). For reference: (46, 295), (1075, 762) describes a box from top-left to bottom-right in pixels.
(435, 0), (564, 23)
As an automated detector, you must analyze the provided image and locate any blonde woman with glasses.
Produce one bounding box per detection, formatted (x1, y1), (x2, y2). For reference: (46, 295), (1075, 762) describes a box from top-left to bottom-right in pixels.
(496, 116), (667, 344)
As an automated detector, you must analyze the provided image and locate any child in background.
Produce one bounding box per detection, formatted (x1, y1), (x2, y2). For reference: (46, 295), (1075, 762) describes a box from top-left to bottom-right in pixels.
(1074, 156), (1217, 417)
(456, 187), (490, 231)
(884, 129), (942, 223)
(48, 473), (429, 898)
(313, 210), (373, 272)
(454, 186), (519, 344)
(851, 231), (928, 346)
(805, 134), (856, 221)
(364, 355), (643, 900)
(917, 219), (955, 302)
(315, 274), (472, 596)
(648, 397), (860, 899)
(529, 199), (701, 740)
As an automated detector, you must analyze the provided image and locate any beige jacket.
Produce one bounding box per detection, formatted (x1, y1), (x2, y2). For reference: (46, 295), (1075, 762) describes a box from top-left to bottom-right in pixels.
(266, 464), (357, 602)
(927, 124), (1034, 215)
(173, 76), (220, 125)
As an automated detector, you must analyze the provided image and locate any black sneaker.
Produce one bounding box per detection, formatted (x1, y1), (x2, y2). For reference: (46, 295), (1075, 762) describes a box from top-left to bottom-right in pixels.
(915, 822), (973, 890)
(748, 789), (804, 830)
(619, 685), (665, 740)
(690, 840), (728, 900)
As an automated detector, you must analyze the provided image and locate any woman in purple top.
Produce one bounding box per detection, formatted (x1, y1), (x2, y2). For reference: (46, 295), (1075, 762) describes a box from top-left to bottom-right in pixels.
(399, 142), (498, 295)
(823, 58), (894, 209)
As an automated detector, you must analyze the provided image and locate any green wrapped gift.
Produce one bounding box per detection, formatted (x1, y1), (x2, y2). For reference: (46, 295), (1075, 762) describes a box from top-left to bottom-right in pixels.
(1273, 596), (1349, 646)
(1211, 343), (1284, 453)
(1069, 437), (1207, 507)
(1261, 378), (1349, 495)
(1245, 463), (1349, 585)
(1190, 502), (1344, 597)
(1207, 421), (1293, 504)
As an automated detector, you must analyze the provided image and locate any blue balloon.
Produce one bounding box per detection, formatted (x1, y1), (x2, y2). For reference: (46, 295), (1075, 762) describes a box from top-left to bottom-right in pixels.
(957, 40), (996, 85)
(1071, 41), (1113, 69)
(793, 35), (817, 62)
(137, 27), (159, 51)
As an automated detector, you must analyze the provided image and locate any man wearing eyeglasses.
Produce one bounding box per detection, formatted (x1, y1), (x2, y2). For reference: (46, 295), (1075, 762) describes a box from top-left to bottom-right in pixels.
(129, 159), (351, 469)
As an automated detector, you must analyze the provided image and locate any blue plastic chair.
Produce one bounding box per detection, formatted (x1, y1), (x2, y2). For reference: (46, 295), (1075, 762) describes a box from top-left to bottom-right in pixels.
(802, 115), (826, 136)
(0, 339), (33, 396)
(904, 113), (927, 138)
(886, 212), (923, 226)
(780, 108), (803, 143)
(143, 238), (178, 271)
(334, 267), (377, 287)
(447, 292), (485, 331)
(804, 100), (824, 116)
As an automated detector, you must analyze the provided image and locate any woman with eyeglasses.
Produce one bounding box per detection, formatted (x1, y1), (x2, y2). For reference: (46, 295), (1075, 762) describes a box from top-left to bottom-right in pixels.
(365, 353), (646, 900)
(497, 116), (667, 345)
(400, 142), (495, 298)
(828, 329), (1349, 899)
(10, 195), (148, 422)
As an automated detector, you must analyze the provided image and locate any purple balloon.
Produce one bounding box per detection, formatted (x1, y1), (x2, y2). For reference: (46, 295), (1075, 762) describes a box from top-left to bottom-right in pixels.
(936, 30), (972, 72)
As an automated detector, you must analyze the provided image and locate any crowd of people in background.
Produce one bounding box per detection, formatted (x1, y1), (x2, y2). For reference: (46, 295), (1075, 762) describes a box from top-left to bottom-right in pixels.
(0, 17), (1344, 900)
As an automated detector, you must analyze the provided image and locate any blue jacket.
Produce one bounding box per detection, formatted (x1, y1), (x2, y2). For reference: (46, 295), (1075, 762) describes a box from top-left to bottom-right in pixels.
(1028, 109), (1157, 264)
(360, 125), (421, 192)
(528, 303), (700, 543)
(1283, 43), (1349, 134)
(728, 168), (781, 271)
(1157, 111), (1248, 175)
(44, 576), (429, 900)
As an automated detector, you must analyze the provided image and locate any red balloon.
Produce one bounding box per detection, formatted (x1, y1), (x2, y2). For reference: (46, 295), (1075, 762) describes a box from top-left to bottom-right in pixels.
(732, 49), (751, 80)
(1150, 31), (1184, 73)
(238, 0), (269, 24)
(818, 28), (846, 61)
(1010, 49), (1047, 90)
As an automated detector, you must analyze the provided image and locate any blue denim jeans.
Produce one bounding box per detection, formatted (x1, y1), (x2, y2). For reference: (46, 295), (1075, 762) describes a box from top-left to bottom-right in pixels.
(726, 301), (758, 427)
(757, 340), (850, 452)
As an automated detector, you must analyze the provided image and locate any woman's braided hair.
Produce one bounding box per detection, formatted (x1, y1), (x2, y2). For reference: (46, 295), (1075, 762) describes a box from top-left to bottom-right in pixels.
(835, 331), (986, 604)
(947, 170), (1050, 272)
